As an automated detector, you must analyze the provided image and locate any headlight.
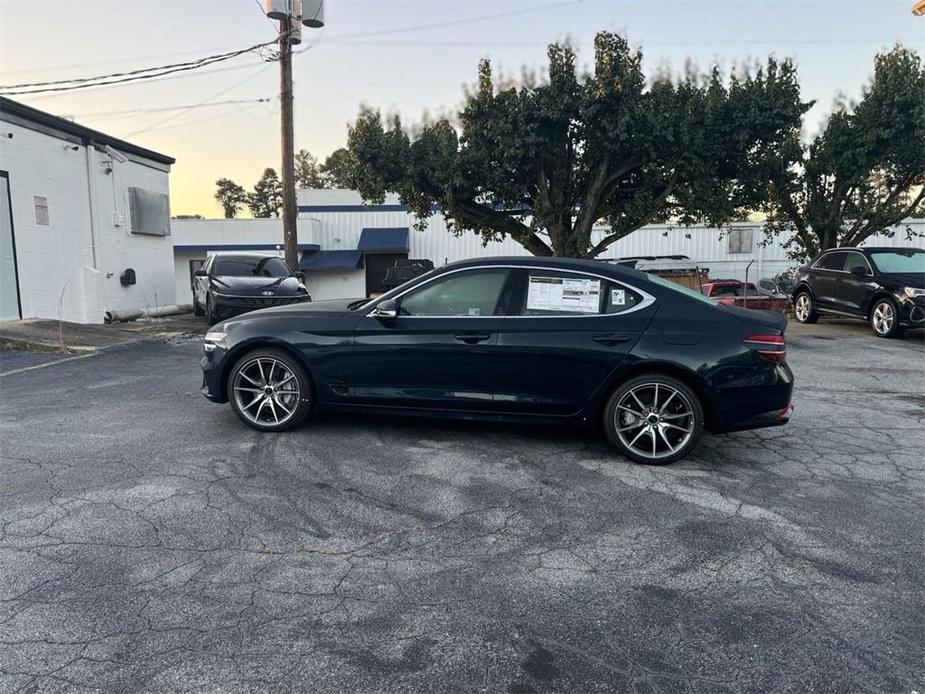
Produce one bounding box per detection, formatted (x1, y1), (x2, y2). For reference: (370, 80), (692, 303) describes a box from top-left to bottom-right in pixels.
(203, 330), (228, 351)
(903, 287), (925, 298)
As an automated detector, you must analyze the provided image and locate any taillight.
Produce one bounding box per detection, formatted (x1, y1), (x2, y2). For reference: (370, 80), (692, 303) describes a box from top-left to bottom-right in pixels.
(743, 333), (786, 362)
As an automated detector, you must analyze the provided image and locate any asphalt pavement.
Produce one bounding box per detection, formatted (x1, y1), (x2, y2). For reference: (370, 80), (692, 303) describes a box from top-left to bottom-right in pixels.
(0, 322), (922, 693)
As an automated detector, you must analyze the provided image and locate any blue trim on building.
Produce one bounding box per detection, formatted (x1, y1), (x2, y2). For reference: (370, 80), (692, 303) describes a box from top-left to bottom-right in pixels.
(175, 243), (320, 252)
(358, 227), (410, 252)
(299, 249), (365, 271)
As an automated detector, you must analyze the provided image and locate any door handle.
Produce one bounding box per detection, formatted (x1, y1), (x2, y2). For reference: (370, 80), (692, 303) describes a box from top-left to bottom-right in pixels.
(592, 334), (631, 345)
(454, 333), (491, 344)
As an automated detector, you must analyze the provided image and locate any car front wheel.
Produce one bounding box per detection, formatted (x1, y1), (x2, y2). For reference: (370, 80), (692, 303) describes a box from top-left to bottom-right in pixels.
(227, 348), (313, 432)
(604, 374), (704, 465)
(794, 291), (818, 324)
(870, 298), (904, 338)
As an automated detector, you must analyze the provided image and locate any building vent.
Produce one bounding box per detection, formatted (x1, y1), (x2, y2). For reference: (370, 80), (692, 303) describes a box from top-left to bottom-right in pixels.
(727, 227), (754, 255)
(128, 187), (170, 236)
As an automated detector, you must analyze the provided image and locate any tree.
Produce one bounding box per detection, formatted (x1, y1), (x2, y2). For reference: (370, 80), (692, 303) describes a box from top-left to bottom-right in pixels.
(321, 148), (357, 189)
(762, 45), (925, 260)
(346, 32), (808, 258)
(294, 149), (328, 188)
(248, 168), (283, 218)
(214, 178), (248, 219)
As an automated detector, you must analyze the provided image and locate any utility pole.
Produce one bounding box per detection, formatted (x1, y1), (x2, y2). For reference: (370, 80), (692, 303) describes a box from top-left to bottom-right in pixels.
(278, 18), (298, 272)
(263, 0), (324, 272)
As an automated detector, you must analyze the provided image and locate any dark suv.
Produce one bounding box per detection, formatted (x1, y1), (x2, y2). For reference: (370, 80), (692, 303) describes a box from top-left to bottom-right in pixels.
(792, 247), (925, 337)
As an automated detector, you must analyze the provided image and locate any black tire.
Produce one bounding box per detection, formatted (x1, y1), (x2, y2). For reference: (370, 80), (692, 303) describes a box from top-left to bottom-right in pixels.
(793, 290), (819, 324)
(226, 348), (313, 432)
(193, 298), (205, 317)
(870, 297), (905, 338)
(604, 374), (704, 465)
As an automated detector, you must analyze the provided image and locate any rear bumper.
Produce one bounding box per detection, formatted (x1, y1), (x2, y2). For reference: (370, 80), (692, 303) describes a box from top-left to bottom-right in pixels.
(721, 402), (792, 433)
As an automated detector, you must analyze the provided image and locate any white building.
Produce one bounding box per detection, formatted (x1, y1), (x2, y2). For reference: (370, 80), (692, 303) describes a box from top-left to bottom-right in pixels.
(0, 97), (176, 323)
(171, 189), (925, 303)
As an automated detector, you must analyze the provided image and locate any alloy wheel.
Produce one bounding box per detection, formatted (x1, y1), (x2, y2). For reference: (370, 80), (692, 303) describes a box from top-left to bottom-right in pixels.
(231, 357), (302, 426)
(872, 302), (894, 335)
(614, 382), (695, 461)
(795, 294), (811, 322)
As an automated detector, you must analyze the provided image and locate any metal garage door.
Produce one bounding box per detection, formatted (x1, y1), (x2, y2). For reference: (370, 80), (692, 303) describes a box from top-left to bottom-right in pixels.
(0, 172), (21, 321)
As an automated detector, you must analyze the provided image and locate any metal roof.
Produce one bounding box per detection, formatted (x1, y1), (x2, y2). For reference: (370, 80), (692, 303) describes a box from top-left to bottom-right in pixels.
(0, 96), (175, 165)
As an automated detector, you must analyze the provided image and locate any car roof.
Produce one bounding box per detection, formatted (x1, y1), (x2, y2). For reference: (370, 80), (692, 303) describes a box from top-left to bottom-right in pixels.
(443, 255), (647, 281)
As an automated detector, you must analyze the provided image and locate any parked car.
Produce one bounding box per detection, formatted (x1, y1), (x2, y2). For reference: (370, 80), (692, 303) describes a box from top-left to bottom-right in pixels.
(792, 247), (925, 337)
(193, 253), (311, 324)
(200, 257), (793, 464)
(699, 280), (792, 313)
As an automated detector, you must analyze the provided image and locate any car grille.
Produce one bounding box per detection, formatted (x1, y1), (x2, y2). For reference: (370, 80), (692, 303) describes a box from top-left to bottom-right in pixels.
(221, 295), (310, 308)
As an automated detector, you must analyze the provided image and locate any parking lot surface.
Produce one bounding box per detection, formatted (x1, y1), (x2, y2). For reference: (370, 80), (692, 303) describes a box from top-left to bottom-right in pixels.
(0, 321), (922, 693)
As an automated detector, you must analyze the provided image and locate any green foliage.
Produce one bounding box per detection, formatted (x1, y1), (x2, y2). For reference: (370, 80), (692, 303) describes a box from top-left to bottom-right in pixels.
(763, 45), (925, 260)
(248, 168), (283, 218)
(214, 178), (247, 219)
(294, 149), (328, 189)
(346, 32), (808, 257)
(321, 148), (358, 189)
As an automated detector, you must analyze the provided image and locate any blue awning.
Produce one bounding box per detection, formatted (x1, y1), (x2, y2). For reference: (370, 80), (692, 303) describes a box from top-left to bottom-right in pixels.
(299, 250), (364, 271)
(357, 227), (410, 253)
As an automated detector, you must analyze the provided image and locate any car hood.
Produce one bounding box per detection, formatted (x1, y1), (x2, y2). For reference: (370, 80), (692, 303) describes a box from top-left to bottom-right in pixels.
(881, 272), (925, 290)
(211, 275), (305, 296)
(721, 304), (789, 333)
(237, 297), (367, 319)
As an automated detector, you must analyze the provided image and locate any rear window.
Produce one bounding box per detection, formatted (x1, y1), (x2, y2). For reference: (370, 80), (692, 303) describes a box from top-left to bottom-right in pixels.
(644, 273), (716, 305)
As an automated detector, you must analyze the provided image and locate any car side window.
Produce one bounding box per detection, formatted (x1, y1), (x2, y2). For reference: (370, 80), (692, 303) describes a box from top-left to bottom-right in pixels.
(518, 270), (642, 316)
(398, 269), (510, 317)
(815, 252), (848, 270)
(843, 252), (870, 274)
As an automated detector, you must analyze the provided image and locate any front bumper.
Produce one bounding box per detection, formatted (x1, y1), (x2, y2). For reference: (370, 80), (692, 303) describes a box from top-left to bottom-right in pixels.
(200, 347), (229, 403)
(899, 295), (925, 326)
(212, 294), (310, 318)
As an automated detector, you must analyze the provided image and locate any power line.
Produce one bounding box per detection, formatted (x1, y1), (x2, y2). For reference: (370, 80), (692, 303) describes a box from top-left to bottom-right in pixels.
(68, 98), (274, 120)
(0, 37), (282, 96)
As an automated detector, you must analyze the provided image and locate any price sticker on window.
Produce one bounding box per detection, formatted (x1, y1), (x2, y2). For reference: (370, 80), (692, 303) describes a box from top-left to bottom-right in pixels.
(611, 289), (626, 306)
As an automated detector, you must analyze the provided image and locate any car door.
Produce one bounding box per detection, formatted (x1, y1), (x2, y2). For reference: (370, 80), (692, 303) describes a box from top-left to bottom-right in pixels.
(351, 267), (516, 411)
(835, 251), (875, 316)
(491, 268), (658, 416)
(809, 251), (847, 309)
(193, 255), (213, 306)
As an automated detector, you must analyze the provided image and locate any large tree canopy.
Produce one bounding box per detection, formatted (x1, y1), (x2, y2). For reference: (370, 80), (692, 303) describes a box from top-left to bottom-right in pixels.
(346, 33), (808, 258)
(762, 45), (925, 260)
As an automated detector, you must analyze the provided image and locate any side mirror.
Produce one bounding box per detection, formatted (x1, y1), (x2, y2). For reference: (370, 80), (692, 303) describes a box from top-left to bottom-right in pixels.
(369, 299), (398, 319)
(194, 269), (208, 277)
(850, 266), (867, 277)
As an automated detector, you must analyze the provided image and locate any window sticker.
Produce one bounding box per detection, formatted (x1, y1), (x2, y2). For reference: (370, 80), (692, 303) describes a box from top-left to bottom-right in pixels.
(527, 276), (600, 313)
(611, 288), (626, 306)
(468, 307), (482, 316)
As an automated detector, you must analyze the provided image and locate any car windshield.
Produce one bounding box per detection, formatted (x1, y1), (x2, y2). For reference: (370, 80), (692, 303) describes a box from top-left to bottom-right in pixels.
(212, 256), (290, 278)
(869, 250), (925, 275)
(644, 273), (716, 305)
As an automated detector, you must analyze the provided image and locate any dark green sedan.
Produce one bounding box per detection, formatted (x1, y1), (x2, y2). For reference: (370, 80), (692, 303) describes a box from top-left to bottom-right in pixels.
(200, 257), (793, 464)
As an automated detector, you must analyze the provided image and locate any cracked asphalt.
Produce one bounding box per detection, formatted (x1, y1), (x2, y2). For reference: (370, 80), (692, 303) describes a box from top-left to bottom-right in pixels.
(0, 321), (922, 693)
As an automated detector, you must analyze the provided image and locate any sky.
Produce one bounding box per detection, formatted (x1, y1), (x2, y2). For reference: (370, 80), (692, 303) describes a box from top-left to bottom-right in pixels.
(1, 0), (922, 218)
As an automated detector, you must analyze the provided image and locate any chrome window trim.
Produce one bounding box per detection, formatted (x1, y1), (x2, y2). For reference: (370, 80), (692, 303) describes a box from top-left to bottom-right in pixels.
(365, 264), (657, 319)
(811, 250), (873, 275)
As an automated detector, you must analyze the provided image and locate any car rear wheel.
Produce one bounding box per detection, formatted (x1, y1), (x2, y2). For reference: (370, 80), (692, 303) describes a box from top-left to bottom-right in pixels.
(794, 291), (818, 324)
(870, 298), (904, 338)
(604, 374), (704, 465)
(227, 348), (313, 432)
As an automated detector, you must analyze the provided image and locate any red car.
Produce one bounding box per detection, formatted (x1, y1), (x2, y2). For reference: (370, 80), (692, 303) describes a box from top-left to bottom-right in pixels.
(700, 280), (792, 313)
